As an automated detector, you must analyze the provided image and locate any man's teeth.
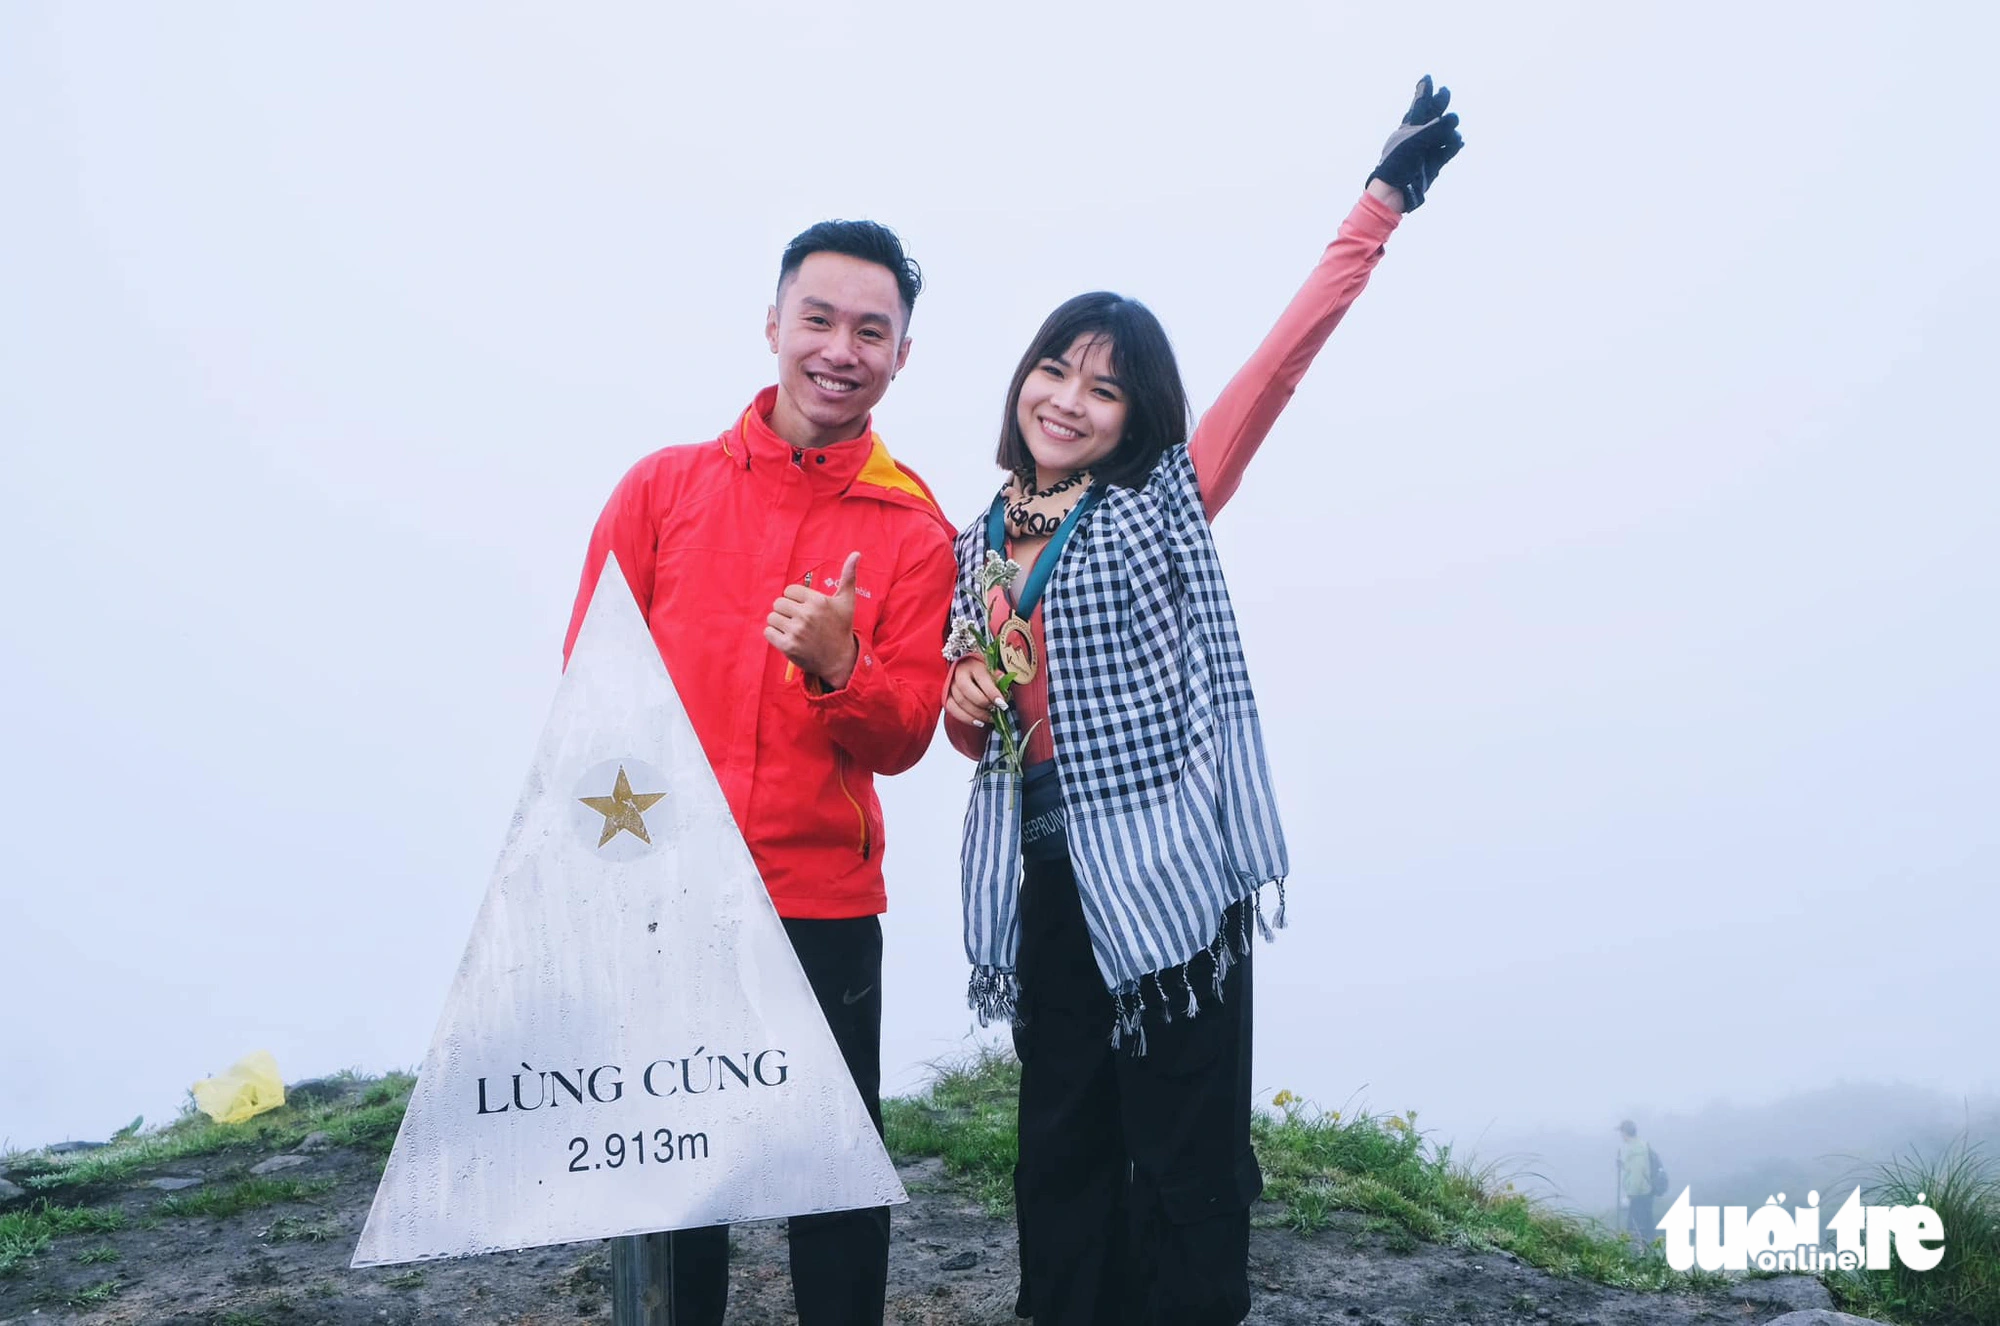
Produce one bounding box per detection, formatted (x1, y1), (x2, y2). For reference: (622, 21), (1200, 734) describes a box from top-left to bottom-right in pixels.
(811, 374), (856, 393)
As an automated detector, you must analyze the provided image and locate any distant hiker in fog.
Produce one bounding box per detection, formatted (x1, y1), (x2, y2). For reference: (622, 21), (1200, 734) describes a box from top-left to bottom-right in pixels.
(1618, 1119), (1668, 1252)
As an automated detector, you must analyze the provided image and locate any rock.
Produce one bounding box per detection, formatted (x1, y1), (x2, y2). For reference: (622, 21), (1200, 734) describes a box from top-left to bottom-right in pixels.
(228, 1254), (281, 1286)
(939, 1250), (979, 1271)
(46, 1140), (107, 1153)
(1762, 1313), (1896, 1326)
(286, 1077), (352, 1105)
(148, 1176), (204, 1191)
(297, 1131), (335, 1154)
(250, 1154), (310, 1175)
(0, 1177), (23, 1201)
(1731, 1277), (1835, 1313)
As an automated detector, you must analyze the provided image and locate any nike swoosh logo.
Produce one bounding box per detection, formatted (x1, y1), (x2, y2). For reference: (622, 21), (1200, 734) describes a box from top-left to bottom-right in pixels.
(841, 984), (875, 1006)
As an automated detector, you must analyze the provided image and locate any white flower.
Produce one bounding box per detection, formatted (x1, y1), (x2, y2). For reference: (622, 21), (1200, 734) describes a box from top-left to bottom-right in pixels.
(942, 617), (982, 663)
(977, 550), (1022, 593)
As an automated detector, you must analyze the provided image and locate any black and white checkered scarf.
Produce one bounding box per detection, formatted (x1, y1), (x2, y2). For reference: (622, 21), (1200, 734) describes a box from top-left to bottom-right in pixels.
(953, 443), (1289, 1050)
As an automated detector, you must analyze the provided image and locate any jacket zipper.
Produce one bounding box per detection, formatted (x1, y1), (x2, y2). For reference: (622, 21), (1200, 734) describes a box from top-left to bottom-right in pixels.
(833, 750), (871, 861)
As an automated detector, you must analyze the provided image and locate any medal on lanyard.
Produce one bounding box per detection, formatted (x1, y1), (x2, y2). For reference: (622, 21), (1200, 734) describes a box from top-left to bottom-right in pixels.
(985, 488), (1102, 687)
(997, 614), (1038, 685)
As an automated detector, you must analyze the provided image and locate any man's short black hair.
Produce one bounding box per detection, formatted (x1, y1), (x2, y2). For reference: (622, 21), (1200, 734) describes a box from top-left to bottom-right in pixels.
(777, 220), (923, 328)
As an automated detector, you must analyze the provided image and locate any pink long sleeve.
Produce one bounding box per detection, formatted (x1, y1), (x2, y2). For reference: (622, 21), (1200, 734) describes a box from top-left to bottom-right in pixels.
(1190, 191), (1401, 518)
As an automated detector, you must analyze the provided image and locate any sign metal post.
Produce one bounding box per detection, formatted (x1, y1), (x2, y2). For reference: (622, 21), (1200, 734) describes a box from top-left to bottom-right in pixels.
(611, 1232), (674, 1325)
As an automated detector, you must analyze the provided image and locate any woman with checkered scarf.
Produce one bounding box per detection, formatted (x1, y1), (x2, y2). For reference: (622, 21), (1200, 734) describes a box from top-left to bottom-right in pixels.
(940, 80), (1465, 1325)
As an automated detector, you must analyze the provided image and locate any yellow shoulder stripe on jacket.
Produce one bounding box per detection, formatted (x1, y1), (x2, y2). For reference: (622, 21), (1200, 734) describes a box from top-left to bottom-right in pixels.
(854, 434), (937, 508)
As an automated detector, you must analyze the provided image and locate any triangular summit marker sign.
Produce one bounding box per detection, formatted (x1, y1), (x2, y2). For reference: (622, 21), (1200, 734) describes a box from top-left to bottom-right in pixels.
(353, 556), (905, 1266)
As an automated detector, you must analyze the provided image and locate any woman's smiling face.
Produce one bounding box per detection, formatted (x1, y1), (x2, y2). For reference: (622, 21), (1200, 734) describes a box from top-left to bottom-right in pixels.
(1014, 333), (1127, 488)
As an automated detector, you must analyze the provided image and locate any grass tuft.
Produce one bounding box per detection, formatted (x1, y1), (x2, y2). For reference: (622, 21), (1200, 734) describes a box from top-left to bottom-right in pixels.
(263, 1212), (342, 1243)
(0, 1202), (126, 1278)
(10, 1071), (416, 1199)
(156, 1177), (336, 1220)
(63, 1277), (122, 1307)
(1253, 1093), (1731, 1293)
(1828, 1134), (2000, 1325)
(882, 1045), (1020, 1217)
(32, 1280), (124, 1312)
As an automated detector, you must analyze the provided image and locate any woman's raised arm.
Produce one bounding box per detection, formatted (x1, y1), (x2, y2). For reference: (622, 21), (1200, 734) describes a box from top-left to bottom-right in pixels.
(1190, 77), (1463, 519)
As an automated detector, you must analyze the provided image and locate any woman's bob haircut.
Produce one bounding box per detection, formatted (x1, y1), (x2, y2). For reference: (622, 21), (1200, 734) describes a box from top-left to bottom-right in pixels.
(995, 292), (1192, 492)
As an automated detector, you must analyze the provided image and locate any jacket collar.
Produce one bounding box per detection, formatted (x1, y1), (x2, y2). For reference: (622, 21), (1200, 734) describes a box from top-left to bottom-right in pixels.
(721, 387), (952, 535)
(724, 386), (874, 491)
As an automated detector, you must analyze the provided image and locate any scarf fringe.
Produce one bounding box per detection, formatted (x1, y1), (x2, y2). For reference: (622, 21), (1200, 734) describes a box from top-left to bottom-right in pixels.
(967, 966), (1021, 1028)
(964, 882), (1284, 1041)
(1104, 879), (1286, 1056)
(1108, 987), (1148, 1055)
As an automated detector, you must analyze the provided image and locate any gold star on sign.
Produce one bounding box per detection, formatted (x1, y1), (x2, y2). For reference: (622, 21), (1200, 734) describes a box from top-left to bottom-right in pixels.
(577, 766), (666, 846)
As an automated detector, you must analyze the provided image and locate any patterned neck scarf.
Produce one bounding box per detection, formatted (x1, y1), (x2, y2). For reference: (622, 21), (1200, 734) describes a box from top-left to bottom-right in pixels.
(1003, 468), (1094, 539)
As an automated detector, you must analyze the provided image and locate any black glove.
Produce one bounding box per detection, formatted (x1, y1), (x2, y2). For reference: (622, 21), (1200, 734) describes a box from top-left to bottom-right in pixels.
(1367, 75), (1464, 210)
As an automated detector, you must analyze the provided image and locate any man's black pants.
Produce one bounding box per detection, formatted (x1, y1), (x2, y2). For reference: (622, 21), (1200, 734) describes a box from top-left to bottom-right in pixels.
(664, 915), (889, 1326)
(1011, 858), (1262, 1326)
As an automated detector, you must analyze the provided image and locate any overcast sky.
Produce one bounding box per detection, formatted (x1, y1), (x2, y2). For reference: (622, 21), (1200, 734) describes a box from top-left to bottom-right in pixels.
(4, 3), (1995, 1167)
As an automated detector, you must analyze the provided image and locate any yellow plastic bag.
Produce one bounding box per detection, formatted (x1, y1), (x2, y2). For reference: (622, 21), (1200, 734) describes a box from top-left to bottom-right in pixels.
(191, 1050), (286, 1123)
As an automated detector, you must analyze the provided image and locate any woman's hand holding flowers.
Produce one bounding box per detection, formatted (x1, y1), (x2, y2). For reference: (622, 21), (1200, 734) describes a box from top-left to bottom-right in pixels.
(943, 551), (1040, 774)
(945, 653), (1009, 729)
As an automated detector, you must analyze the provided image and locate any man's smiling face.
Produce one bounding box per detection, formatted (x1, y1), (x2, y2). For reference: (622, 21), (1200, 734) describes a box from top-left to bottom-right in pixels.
(765, 252), (912, 450)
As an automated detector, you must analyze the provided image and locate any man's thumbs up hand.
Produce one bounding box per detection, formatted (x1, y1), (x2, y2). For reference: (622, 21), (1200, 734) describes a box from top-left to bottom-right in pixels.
(833, 551), (861, 609)
(767, 551), (864, 689)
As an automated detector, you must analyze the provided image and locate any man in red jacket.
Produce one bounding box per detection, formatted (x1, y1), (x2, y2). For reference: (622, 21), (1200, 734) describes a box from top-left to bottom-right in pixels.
(564, 221), (955, 1326)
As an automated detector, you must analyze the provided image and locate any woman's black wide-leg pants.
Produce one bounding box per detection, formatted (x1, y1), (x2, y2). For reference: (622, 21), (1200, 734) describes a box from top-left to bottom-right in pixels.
(1011, 857), (1263, 1326)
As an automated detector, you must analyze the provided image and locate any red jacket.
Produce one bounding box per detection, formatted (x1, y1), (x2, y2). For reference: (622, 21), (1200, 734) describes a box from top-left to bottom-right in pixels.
(565, 387), (957, 918)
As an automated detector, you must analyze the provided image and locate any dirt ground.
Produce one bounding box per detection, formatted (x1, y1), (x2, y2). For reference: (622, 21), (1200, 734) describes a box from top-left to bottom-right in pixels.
(1, 1101), (1850, 1326)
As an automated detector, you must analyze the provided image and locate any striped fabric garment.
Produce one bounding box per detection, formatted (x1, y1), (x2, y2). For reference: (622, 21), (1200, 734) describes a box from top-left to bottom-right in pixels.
(953, 443), (1289, 1050)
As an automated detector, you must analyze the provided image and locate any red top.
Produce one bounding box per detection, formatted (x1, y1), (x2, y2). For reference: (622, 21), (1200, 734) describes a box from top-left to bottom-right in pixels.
(946, 192), (1403, 764)
(568, 388), (957, 918)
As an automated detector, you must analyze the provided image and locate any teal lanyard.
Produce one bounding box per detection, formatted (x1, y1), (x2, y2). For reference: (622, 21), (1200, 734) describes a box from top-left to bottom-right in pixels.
(986, 487), (1102, 618)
